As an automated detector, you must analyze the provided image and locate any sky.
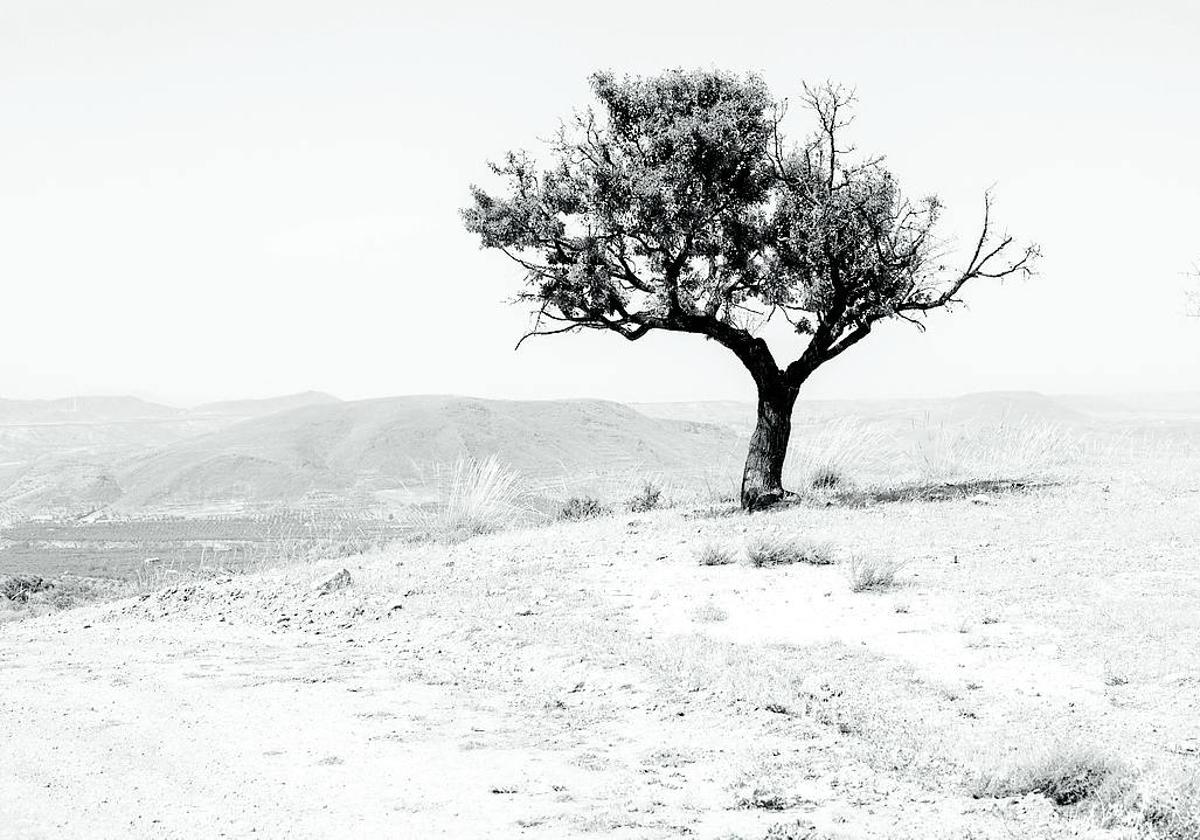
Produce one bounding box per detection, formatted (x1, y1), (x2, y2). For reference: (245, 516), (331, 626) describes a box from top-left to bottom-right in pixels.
(1, 0), (1197, 406)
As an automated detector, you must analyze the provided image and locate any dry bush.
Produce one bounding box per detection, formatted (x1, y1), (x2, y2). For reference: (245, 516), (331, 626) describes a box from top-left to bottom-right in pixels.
(696, 542), (737, 566)
(747, 532), (836, 568)
(627, 480), (664, 513)
(556, 496), (610, 521)
(972, 742), (1122, 806)
(415, 456), (526, 542)
(846, 554), (906, 592)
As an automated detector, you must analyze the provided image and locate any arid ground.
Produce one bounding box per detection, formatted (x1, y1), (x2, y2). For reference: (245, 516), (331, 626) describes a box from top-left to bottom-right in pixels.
(4, 450), (1199, 838)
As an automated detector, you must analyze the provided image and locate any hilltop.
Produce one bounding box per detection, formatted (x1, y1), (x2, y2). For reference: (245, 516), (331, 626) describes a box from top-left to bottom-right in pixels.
(5, 470), (1200, 838)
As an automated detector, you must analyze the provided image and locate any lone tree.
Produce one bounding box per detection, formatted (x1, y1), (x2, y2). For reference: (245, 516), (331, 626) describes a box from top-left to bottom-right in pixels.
(463, 70), (1037, 510)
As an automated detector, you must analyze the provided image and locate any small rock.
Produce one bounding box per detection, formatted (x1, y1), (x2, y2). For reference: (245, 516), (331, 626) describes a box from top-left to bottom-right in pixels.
(315, 569), (352, 596)
(968, 494), (991, 505)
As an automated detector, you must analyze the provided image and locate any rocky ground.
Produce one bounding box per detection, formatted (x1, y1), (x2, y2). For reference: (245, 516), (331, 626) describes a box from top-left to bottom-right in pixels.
(2, 477), (1198, 838)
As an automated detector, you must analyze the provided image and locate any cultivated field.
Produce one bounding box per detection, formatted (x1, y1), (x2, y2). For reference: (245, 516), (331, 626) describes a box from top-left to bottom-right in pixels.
(0, 512), (411, 583)
(2, 410), (1199, 838)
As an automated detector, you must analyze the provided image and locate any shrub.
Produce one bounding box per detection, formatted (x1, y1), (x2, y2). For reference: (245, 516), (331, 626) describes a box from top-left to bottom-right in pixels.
(557, 496), (610, 521)
(846, 554), (906, 591)
(733, 786), (794, 811)
(696, 542), (736, 566)
(627, 480), (663, 513)
(746, 532), (836, 568)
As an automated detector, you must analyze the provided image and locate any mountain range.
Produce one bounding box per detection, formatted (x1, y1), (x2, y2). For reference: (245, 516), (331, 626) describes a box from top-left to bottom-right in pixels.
(1, 388), (1197, 517)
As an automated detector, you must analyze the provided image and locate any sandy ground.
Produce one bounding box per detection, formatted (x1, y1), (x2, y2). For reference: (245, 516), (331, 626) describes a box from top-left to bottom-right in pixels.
(3, 479), (1197, 838)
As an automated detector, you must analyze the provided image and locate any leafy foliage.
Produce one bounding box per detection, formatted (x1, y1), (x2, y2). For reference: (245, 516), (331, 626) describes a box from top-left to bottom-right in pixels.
(463, 69), (1037, 390)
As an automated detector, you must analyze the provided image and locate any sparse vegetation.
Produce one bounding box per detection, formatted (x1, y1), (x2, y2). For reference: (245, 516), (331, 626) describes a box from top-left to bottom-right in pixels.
(556, 496), (610, 521)
(746, 532), (836, 568)
(846, 554), (906, 591)
(909, 416), (1081, 485)
(763, 821), (825, 840)
(691, 601), (729, 622)
(696, 542), (737, 566)
(626, 480), (664, 513)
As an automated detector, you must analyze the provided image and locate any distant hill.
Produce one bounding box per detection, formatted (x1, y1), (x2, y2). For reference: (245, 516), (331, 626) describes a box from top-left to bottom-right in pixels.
(0, 393), (344, 502)
(0, 396), (180, 425)
(5, 389), (1197, 517)
(189, 391), (342, 418)
(112, 396), (744, 510)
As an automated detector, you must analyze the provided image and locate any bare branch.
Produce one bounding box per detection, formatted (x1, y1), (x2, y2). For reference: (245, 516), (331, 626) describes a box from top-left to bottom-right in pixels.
(898, 192), (1038, 314)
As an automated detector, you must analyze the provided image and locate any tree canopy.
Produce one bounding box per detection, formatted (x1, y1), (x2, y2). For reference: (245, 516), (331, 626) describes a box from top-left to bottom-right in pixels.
(463, 69), (1038, 392)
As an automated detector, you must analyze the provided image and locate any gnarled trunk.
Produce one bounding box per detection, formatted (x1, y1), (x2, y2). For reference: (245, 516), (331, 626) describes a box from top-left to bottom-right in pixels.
(740, 382), (799, 511)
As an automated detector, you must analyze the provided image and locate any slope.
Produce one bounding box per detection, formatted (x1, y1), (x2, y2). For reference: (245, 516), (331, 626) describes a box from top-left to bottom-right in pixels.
(113, 395), (743, 510)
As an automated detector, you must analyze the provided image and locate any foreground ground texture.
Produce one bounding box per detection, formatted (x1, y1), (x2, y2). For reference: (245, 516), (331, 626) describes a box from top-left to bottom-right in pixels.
(3, 477), (1199, 838)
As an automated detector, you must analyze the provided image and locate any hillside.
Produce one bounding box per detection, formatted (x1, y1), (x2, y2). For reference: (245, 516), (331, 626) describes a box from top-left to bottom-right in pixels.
(112, 396), (743, 510)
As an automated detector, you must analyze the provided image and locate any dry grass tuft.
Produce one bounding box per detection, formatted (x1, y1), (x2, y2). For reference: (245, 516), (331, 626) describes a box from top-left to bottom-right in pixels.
(808, 464), (845, 490)
(415, 456), (526, 542)
(696, 542), (737, 566)
(784, 418), (893, 491)
(846, 554), (906, 592)
(908, 416), (1082, 485)
(746, 532), (836, 568)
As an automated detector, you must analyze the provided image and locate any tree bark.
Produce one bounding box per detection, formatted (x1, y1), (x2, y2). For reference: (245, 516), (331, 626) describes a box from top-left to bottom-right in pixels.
(740, 381), (799, 511)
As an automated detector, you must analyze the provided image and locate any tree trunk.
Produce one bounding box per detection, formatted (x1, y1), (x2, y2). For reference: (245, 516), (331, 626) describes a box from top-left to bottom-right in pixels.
(740, 382), (799, 511)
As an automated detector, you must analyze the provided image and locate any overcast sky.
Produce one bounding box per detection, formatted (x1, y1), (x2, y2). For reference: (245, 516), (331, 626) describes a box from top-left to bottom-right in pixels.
(2, 0), (1197, 406)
